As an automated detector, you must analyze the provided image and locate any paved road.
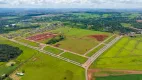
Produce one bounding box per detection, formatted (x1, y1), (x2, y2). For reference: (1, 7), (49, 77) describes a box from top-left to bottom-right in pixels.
(25, 38), (89, 58)
(9, 39), (83, 67)
(84, 34), (115, 56)
(83, 36), (122, 69)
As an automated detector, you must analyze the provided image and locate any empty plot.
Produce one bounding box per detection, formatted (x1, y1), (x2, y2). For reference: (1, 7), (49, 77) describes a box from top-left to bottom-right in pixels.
(14, 52), (85, 80)
(61, 52), (88, 64)
(15, 38), (40, 47)
(43, 46), (63, 55)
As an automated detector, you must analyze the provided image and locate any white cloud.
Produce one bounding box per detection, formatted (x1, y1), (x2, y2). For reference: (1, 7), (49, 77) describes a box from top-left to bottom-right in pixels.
(0, 0), (142, 8)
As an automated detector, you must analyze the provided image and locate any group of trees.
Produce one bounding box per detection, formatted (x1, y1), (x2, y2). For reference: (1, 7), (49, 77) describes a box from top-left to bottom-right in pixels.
(34, 12), (142, 33)
(0, 44), (23, 62)
(47, 34), (65, 44)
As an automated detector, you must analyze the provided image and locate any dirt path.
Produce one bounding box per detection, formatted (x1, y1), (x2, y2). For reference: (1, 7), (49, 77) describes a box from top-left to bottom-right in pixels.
(88, 69), (142, 80)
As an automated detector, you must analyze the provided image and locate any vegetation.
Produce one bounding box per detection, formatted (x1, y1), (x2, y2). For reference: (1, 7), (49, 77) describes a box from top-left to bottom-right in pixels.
(61, 52), (88, 64)
(17, 53), (85, 80)
(96, 74), (142, 80)
(0, 44), (23, 62)
(90, 35), (142, 70)
(15, 38), (40, 47)
(48, 27), (111, 54)
(43, 46), (63, 55)
(46, 34), (65, 44)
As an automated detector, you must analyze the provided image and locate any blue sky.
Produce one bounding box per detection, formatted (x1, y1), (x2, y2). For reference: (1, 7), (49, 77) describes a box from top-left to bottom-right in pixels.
(0, 0), (142, 8)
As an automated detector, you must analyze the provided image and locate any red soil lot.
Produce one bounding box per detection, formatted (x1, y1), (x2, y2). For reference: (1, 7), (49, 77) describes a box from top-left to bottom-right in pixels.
(89, 34), (108, 41)
(27, 33), (57, 41)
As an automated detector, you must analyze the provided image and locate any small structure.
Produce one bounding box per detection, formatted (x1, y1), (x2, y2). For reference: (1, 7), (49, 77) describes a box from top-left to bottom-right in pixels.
(16, 72), (24, 76)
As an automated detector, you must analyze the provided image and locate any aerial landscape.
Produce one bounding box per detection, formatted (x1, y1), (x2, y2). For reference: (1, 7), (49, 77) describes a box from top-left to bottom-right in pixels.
(0, 0), (142, 80)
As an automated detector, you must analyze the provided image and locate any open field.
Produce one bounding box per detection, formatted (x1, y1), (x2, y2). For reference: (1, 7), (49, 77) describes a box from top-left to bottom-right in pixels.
(0, 64), (18, 76)
(0, 36), (85, 80)
(41, 27), (111, 54)
(90, 35), (142, 70)
(43, 46), (63, 55)
(14, 53), (85, 80)
(61, 52), (88, 64)
(14, 37), (40, 47)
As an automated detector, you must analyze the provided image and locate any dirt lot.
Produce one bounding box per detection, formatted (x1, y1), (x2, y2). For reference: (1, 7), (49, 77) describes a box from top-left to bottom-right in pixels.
(26, 33), (57, 41)
(88, 34), (108, 41)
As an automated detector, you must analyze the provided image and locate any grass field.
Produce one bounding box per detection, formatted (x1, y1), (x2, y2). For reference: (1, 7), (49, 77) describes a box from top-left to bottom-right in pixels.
(14, 37), (40, 47)
(90, 35), (142, 70)
(46, 27), (111, 54)
(0, 36), (85, 80)
(43, 46), (63, 55)
(17, 53), (85, 80)
(0, 64), (18, 76)
(96, 74), (142, 80)
(61, 52), (88, 64)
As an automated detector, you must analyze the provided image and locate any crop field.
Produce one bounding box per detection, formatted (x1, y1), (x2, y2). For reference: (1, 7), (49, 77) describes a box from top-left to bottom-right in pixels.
(96, 74), (142, 80)
(40, 27), (111, 54)
(14, 53), (85, 80)
(90, 35), (142, 70)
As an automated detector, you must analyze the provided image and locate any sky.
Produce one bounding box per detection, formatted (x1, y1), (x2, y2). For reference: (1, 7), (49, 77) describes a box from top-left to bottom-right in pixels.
(0, 0), (142, 8)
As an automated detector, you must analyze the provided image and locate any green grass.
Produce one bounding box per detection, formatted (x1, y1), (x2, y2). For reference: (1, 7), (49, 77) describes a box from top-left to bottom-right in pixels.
(0, 64), (18, 76)
(0, 36), (85, 80)
(43, 46), (63, 55)
(48, 27), (111, 54)
(96, 74), (142, 80)
(121, 23), (132, 28)
(0, 36), (37, 62)
(87, 44), (105, 57)
(15, 38), (40, 47)
(61, 52), (88, 64)
(18, 53), (85, 80)
(90, 36), (142, 70)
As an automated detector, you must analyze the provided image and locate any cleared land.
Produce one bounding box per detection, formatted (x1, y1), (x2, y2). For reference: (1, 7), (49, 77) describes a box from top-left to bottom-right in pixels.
(41, 27), (111, 54)
(90, 35), (142, 70)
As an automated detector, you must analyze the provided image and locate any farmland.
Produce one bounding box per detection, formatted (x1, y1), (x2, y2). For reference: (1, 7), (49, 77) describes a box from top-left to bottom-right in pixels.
(90, 35), (142, 70)
(89, 35), (142, 80)
(96, 74), (142, 80)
